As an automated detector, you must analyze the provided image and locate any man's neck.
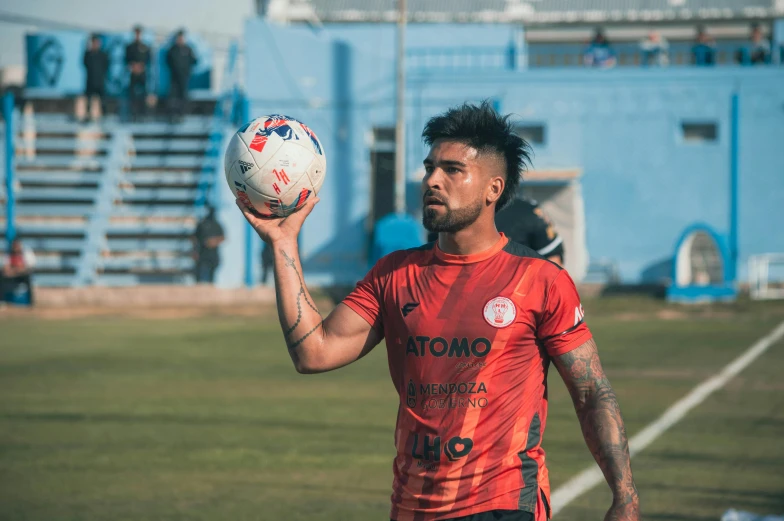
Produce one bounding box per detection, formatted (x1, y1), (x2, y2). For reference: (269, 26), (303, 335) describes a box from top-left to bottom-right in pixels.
(437, 219), (500, 256)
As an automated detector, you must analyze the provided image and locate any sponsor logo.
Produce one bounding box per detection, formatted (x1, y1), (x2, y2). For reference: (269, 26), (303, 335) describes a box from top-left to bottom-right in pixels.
(408, 380), (489, 411)
(401, 302), (419, 317)
(405, 336), (491, 358)
(456, 361), (485, 370)
(574, 303), (585, 326)
(238, 160), (254, 174)
(421, 396), (488, 411)
(234, 180), (246, 191)
(483, 296), (516, 328)
(420, 382), (487, 395)
(411, 434), (473, 462)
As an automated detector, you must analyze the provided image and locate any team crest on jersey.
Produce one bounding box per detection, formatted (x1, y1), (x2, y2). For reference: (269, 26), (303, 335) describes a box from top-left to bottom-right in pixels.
(483, 296), (516, 328)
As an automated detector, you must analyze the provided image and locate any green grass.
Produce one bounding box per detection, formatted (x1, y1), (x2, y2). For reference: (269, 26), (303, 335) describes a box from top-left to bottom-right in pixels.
(1, 298), (783, 520)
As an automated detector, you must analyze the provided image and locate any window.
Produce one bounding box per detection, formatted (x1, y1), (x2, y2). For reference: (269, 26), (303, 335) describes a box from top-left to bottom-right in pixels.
(514, 124), (546, 145)
(681, 122), (718, 143)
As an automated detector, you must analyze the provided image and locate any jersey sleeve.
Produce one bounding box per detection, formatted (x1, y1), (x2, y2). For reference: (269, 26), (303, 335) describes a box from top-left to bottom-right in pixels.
(537, 270), (592, 357)
(342, 259), (387, 334)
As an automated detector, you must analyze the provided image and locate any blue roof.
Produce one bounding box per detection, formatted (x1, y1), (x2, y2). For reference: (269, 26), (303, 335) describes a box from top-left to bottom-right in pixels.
(299, 0), (780, 23)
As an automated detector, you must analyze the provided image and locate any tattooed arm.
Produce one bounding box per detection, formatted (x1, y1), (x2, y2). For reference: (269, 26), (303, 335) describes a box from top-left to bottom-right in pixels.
(553, 339), (640, 520)
(237, 197), (382, 373)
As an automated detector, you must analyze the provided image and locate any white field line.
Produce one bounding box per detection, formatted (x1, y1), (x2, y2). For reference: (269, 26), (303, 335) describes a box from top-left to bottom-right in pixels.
(550, 319), (784, 516)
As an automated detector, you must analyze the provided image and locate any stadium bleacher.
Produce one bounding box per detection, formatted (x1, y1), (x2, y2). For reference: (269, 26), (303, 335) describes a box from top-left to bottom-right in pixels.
(1, 110), (227, 287)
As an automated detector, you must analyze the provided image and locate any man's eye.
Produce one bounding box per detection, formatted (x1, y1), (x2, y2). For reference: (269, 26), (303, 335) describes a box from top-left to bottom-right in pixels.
(424, 166), (434, 174)
(446, 167), (459, 174)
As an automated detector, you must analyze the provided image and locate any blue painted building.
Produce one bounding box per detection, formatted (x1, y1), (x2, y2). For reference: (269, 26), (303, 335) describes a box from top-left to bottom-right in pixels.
(241, 19), (784, 285)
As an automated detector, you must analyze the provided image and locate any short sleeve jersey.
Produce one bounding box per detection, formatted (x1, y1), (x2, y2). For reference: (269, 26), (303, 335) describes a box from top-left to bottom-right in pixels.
(343, 234), (591, 521)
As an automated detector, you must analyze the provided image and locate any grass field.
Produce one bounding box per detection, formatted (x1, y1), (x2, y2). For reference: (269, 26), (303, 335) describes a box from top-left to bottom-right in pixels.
(1, 297), (784, 521)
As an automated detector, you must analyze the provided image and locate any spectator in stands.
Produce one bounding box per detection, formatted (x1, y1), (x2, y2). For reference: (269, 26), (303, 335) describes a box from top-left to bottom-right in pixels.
(583, 28), (617, 68)
(692, 25), (716, 66)
(640, 30), (669, 67)
(749, 23), (771, 65)
(79, 34), (108, 123)
(261, 243), (273, 285)
(166, 30), (197, 123)
(1, 238), (36, 306)
(125, 25), (151, 122)
(193, 206), (225, 284)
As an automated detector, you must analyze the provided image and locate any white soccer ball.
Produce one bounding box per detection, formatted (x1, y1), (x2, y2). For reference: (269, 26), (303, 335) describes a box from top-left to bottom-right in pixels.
(224, 114), (326, 218)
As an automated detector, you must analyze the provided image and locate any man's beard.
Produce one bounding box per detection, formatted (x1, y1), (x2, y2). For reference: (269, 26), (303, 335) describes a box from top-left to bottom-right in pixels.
(423, 198), (483, 233)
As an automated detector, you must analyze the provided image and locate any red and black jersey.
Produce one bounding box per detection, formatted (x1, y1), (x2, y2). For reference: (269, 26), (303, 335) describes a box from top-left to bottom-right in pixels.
(343, 234), (590, 521)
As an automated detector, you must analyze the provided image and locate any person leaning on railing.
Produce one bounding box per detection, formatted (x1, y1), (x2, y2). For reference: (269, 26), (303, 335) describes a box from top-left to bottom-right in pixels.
(692, 26), (716, 66)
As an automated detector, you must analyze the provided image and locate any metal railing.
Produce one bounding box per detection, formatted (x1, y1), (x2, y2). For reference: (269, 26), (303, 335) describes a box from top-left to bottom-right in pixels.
(749, 253), (784, 300)
(407, 40), (782, 70)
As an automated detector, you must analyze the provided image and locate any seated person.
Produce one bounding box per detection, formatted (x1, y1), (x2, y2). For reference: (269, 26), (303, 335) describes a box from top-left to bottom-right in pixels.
(1, 239), (36, 305)
(692, 26), (716, 66)
(583, 28), (617, 68)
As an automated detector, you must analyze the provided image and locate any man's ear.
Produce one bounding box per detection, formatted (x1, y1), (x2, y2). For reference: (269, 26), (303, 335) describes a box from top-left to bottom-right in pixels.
(486, 175), (504, 206)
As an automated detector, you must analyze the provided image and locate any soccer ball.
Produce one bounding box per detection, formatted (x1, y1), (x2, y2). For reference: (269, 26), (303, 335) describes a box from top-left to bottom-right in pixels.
(224, 114), (326, 218)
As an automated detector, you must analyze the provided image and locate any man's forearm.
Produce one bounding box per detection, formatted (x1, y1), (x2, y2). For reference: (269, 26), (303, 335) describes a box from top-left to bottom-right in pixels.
(557, 341), (638, 507)
(270, 240), (325, 368)
(576, 380), (638, 505)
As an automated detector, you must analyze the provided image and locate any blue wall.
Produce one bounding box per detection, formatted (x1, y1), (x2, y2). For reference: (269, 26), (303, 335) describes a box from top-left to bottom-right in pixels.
(244, 20), (784, 284)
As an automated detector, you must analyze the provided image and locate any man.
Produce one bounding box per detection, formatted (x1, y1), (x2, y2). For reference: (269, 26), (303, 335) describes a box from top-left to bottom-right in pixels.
(749, 23), (771, 65)
(166, 30), (197, 122)
(639, 30), (668, 67)
(495, 196), (564, 266)
(237, 102), (638, 521)
(1, 238), (36, 305)
(192, 206), (225, 283)
(583, 28), (617, 68)
(692, 26), (716, 66)
(125, 26), (151, 122)
(80, 34), (108, 123)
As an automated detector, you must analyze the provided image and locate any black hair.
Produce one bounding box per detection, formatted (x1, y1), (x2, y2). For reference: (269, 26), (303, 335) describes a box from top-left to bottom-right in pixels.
(133, 25), (143, 33)
(90, 33), (101, 42)
(175, 29), (185, 38)
(421, 101), (532, 213)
